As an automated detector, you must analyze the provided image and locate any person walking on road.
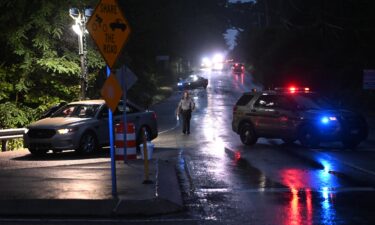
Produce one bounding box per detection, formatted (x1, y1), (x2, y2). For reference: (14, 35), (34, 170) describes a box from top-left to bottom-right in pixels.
(176, 91), (195, 134)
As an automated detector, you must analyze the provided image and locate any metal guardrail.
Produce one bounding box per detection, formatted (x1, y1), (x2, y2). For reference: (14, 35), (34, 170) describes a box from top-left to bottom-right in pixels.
(0, 128), (27, 151)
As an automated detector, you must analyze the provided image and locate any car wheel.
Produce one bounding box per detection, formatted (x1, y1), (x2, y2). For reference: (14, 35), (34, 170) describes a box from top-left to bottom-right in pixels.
(342, 139), (361, 149)
(299, 126), (320, 148)
(137, 126), (151, 144)
(77, 132), (98, 155)
(28, 148), (48, 156)
(136, 126), (152, 152)
(239, 123), (257, 145)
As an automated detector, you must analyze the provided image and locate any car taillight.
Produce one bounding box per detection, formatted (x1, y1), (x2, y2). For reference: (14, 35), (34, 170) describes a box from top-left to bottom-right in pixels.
(153, 112), (157, 120)
(241, 66), (244, 70)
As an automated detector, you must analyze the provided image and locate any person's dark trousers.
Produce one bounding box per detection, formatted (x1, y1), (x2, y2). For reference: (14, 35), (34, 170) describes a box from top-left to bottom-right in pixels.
(181, 110), (192, 134)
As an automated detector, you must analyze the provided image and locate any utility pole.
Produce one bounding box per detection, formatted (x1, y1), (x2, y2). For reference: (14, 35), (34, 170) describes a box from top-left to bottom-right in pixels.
(69, 8), (92, 100)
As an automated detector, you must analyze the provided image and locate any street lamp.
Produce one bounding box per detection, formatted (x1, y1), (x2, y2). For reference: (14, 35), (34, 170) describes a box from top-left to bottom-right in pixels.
(69, 7), (92, 100)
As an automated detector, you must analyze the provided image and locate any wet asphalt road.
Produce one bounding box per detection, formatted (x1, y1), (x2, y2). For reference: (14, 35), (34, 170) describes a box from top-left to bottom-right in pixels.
(150, 69), (375, 225)
(1, 68), (375, 225)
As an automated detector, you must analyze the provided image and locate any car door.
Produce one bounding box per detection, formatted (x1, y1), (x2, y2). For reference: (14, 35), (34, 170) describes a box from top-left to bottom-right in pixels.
(124, 103), (141, 133)
(115, 102), (143, 138)
(97, 106), (111, 146)
(97, 102), (143, 146)
(271, 95), (300, 138)
(252, 95), (281, 136)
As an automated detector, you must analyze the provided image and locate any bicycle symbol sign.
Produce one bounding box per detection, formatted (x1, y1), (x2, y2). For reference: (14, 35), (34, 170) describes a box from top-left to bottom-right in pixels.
(86, 0), (131, 69)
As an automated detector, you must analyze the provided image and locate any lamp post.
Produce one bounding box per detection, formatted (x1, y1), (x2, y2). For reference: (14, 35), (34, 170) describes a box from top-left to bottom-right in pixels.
(69, 7), (92, 100)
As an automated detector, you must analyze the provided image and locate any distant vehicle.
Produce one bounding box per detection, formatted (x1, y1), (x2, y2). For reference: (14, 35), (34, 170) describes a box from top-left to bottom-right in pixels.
(24, 100), (158, 155)
(110, 19), (127, 31)
(232, 87), (368, 149)
(232, 63), (245, 74)
(177, 75), (208, 90)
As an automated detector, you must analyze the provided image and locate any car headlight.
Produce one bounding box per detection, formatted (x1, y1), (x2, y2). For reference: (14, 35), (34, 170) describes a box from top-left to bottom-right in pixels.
(177, 82), (183, 86)
(320, 116), (337, 125)
(57, 127), (78, 135)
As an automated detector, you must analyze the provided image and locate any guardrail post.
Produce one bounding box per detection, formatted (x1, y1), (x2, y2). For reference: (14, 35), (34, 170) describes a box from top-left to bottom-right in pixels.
(0, 128), (27, 151)
(1, 140), (7, 152)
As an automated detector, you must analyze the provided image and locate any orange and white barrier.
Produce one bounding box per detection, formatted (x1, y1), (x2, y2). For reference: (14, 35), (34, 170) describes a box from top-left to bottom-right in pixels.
(115, 122), (136, 160)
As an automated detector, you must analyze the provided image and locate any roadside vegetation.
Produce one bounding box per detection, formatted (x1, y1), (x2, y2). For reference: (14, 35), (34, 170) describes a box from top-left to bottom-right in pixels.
(230, 0), (375, 112)
(2, 0), (374, 150)
(0, 0), (228, 150)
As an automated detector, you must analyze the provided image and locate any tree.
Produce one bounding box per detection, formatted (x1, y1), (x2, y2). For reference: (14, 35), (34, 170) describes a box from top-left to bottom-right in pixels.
(232, 0), (375, 102)
(0, 0), (231, 128)
(0, 0), (104, 121)
(0, 0), (104, 127)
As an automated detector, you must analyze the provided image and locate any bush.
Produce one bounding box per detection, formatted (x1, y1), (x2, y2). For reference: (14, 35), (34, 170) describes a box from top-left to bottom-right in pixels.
(0, 102), (38, 151)
(0, 102), (32, 129)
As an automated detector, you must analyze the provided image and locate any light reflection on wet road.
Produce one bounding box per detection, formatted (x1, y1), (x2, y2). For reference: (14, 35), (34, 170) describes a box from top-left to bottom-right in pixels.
(153, 68), (375, 224)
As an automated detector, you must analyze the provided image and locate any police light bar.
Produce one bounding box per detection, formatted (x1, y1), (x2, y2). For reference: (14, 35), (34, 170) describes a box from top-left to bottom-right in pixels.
(274, 87), (311, 93)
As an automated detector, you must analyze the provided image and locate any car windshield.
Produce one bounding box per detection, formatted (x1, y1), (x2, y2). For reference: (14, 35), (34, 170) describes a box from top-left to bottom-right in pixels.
(51, 104), (100, 118)
(185, 75), (199, 82)
(291, 93), (336, 110)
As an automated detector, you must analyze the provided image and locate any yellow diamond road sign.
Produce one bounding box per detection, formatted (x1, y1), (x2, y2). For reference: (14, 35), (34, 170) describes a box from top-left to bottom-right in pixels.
(86, 0), (131, 69)
(101, 73), (123, 112)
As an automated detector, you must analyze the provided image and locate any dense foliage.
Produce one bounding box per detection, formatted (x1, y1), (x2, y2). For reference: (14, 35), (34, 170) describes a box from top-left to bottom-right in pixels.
(0, 0), (105, 129)
(1, 0), (374, 151)
(0, 0), (229, 132)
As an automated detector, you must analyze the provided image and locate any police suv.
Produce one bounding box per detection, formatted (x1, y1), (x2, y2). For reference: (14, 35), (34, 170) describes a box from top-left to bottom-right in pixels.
(232, 87), (368, 149)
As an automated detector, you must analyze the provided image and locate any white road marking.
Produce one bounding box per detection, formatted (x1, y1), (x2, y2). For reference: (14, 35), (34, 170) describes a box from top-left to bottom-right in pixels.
(159, 121), (179, 134)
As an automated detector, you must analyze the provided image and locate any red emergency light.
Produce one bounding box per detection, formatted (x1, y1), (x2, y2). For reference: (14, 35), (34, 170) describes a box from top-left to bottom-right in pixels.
(274, 86), (311, 93)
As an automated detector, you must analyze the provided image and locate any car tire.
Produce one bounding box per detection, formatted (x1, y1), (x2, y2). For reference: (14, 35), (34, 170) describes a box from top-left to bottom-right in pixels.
(77, 132), (98, 155)
(28, 148), (48, 156)
(137, 126), (151, 144)
(342, 127), (366, 150)
(136, 126), (152, 152)
(239, 123), (257, 145)
(299, 126), (320, 148)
